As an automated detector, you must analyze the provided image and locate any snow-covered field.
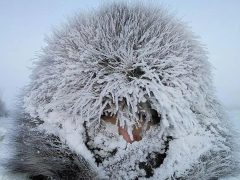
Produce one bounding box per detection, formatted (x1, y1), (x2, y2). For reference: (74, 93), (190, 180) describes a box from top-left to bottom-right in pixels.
(0, 110), (239, 180)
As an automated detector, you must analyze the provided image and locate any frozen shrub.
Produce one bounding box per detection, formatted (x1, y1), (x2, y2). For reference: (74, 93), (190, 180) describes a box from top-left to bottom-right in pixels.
(4, 2), (239, 179)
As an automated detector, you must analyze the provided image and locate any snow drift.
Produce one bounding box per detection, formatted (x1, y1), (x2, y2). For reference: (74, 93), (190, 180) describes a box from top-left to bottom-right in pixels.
(2, 2), (239, 180)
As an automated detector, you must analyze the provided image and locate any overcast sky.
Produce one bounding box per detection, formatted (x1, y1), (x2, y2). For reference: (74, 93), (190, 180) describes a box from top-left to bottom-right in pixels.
(0, 0), (240, 110)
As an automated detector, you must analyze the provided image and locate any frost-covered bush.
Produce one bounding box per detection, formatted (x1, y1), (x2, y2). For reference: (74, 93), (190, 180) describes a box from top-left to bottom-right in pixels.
(4, 2), (239, 180)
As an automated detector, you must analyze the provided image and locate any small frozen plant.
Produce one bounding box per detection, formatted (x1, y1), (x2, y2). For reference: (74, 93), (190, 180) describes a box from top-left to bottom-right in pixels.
(3, 2), (239, 180)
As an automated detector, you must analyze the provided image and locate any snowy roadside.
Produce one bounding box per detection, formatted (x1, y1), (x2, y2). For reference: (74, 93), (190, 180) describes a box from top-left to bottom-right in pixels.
(0, 110), (239, 180)
(0, 117), (28, 180)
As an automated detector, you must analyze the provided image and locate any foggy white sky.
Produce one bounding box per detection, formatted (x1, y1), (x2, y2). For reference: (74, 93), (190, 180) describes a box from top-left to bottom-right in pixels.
(0, 0), (239, 110)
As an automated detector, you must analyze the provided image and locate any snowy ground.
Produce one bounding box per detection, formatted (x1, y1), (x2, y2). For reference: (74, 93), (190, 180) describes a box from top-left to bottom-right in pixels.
(0, 110), (239, 180)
